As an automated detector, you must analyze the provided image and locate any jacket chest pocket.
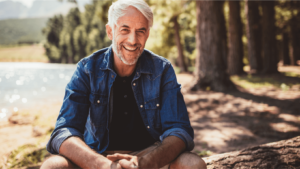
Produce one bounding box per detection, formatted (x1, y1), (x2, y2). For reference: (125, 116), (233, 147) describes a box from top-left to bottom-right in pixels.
(89, 93), (108, 127)
(145, 97), (161, 129)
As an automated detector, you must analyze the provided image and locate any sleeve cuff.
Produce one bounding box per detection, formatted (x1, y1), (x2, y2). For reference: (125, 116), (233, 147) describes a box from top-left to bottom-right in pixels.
(46, 128), (83, 154)
(159, 128), (194, 151)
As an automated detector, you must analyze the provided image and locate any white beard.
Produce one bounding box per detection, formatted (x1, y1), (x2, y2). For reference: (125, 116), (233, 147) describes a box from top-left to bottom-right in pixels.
(112, 35), (142, 65)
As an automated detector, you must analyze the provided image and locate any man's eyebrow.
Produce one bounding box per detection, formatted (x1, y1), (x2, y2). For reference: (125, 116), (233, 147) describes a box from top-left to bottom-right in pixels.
(120, 24), (147, 31)
(120, 24), (130, 28)
(138, 27), (147, 31)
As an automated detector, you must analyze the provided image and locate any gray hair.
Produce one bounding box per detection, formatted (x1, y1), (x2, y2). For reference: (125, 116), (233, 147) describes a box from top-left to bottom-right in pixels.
(107, 0), (153, 29)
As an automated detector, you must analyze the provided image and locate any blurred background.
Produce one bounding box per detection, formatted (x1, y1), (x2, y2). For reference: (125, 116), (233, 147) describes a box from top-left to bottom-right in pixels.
(0, 0), (300, 168)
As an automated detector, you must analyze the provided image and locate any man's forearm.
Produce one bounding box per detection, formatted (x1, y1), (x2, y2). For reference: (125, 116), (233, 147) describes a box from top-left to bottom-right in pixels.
(59, 136), (112, 169)
(138, 136), (186, 168)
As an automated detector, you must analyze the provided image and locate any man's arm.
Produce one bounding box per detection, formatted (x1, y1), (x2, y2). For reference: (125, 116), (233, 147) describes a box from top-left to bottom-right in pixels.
(138, 136), (185, 168)
(59, 136), (122, 169)
(108, 136), (185, 168)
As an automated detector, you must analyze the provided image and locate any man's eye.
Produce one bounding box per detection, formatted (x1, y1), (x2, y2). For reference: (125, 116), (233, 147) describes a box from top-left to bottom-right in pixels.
(121, 29), (129, 32)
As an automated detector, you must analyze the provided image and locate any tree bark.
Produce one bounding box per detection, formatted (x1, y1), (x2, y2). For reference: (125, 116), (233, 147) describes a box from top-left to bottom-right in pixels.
(289, 16), (300, 65)
(245, 0), (262, 74)
(282, 32), (291, 65)
(261, 1), (278, 74)
(173, 16), (188, 72)
(228, 1), (245, 75)
(191, 1), (236, 92)
(204, 136), (300, 169)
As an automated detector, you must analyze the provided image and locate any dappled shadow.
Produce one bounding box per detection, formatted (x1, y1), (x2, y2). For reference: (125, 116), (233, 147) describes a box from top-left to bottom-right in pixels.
(185, 86), (300, 154)
(225, 90), (300, 115)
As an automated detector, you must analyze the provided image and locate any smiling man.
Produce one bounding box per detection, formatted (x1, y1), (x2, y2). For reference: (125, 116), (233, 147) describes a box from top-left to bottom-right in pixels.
(41, 0), (206, 168)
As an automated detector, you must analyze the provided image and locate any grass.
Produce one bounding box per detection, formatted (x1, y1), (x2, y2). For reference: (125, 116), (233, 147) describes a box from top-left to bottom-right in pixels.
(5, 145), (49, 169)
(0, 44), (48, 62)
(283, 72), (300, 78)
(231, 74), (300, 90)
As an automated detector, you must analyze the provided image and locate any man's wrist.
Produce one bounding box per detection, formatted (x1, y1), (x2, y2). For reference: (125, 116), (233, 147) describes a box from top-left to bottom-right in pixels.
(138, 156), (157, 169)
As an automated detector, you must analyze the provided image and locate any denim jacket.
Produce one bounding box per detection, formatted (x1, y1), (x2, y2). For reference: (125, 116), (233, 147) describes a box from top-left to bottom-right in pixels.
(47, 46), (194, 154)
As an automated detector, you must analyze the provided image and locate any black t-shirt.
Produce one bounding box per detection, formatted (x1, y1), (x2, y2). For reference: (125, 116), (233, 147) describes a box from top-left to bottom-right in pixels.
(106, 70), (156, 151)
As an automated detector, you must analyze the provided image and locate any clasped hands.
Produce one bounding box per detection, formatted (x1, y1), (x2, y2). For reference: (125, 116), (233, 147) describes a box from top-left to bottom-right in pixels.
(107, 153), (139, 169)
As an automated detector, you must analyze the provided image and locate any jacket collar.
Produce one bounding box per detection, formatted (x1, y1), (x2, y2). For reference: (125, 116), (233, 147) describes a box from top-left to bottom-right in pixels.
(100, 45), (153, 74)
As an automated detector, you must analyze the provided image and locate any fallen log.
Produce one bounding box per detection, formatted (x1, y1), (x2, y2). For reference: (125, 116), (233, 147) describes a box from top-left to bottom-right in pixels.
(203, 136), (300, 169)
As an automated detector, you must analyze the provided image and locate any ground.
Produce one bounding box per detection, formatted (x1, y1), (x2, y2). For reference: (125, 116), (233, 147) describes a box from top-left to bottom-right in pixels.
(0, 45), (48, 62)
(1, 65), (300, 168)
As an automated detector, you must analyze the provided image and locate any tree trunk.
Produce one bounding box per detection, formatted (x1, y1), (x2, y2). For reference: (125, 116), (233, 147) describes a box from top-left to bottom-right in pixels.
(204, 136), (300, 169)
(228, 1), (245, 75)
(191, 1), (236, 92)
(261, 1), (278, 74)
(245, 0), (262, 74)
(289, 16), (300, 65)
(282, 32), (291, 65)
(173, 16), (188, 72)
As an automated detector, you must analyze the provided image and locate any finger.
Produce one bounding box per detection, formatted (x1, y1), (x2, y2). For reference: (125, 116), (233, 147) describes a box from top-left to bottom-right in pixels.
(130, 156), (139, 167)
(107, 156), (119, 162)
(110, 161), (123, 169)
(119, 159), (137, 169)
(107, 154), (132, 161)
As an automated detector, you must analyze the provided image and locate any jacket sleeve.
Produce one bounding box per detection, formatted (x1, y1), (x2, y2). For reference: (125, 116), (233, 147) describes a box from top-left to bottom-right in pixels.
(46, 61), (91, 154)
(159, 63), (194, 151)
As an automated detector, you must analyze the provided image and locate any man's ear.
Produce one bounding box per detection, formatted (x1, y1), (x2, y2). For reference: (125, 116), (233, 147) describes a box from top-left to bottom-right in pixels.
(146, 29), (150, 39)
(106, 24), (113, 40)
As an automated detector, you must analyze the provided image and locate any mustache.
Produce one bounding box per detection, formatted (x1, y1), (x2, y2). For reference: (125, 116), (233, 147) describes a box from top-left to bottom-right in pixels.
(120, 42), (142, 48)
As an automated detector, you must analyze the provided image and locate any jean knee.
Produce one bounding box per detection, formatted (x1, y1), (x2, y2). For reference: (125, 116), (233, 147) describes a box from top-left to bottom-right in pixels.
(171, 152), (207, 169)
(41, 155), (79, 169)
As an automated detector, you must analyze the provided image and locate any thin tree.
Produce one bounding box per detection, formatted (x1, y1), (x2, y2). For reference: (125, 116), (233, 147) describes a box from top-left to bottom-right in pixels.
(289, 16), (300, 65)
(228, 1), (245, 75)
(173, 15), (188, 72)
(261, 1), (278, 73)
(191, 1), (235, 92)
(282, 32), (290, 65)
(245, 0), (262, 74)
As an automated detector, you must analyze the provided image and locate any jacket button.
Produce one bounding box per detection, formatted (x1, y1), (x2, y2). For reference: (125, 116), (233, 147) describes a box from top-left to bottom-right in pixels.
(147, 126), (150, 129)
(140, 105), (143, 108)
(97, 100), (100, 103)
(133, 83), (136, 86)
(111, 75), (114, 78)
(156, 104), (159, 107)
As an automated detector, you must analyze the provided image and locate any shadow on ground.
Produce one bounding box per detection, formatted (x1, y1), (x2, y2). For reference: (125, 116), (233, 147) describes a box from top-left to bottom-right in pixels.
(181, 74), (300, 156)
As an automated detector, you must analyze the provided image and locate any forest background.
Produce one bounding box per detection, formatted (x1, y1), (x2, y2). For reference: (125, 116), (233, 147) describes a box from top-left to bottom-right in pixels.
(0, 0), (300, 168)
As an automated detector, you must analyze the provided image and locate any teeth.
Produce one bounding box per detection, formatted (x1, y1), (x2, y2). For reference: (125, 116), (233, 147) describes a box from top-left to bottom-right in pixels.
(124, 46), (138, 51)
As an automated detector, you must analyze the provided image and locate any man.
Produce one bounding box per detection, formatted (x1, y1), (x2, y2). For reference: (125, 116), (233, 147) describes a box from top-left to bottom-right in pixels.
(42, 0), (206, 168)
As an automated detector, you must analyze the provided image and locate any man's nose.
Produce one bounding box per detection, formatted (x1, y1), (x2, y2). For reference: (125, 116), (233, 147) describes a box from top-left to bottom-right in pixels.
(127, 31), (138, 45)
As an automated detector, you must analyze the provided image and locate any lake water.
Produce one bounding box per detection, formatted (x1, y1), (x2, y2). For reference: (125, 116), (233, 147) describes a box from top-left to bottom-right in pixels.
(0, 62), (77, 121)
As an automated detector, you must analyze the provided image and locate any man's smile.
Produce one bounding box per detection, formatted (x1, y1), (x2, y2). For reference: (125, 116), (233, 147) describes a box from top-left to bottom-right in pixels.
(123, 45), (139, 52)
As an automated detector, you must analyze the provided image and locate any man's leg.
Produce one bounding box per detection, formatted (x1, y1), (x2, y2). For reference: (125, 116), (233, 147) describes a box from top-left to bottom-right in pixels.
(168, 152), (207, 169)
(41, 155), (81, 169)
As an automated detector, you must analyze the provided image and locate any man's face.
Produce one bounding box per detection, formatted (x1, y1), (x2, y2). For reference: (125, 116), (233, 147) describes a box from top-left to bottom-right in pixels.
(106, 6), (150, 65)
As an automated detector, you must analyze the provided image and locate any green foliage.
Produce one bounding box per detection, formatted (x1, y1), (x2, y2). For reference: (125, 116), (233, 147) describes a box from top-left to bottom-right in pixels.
(6, 144), (49, 168)
(195, 150), (212, 157)
(146, 0), (196, 64)
(43, 1), (112, 63)
(0, 17), (48, 45)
